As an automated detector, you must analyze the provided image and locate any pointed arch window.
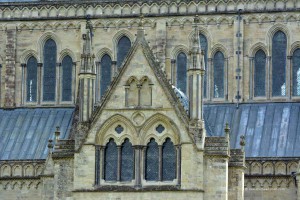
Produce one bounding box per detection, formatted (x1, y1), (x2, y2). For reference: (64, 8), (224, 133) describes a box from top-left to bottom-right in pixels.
(61, 55), (73, 101)
(162, 138), (176, 181)
(213, 51), (225, 98)
(176, 52), (187, 94)
(121, 139), (134, 182)
(292, 48), (300, 96)
(26, 56), (38, 102)
(272, 31), (287, 96)
(104, 139), (118, 181)
(145, 138), (159, 181)
(200, 34), (208, 98)
(117, 36), (131, 68)
(100, 54), (112, 97)
(43, 39), (57, 101)
(254, 50), (266, 97)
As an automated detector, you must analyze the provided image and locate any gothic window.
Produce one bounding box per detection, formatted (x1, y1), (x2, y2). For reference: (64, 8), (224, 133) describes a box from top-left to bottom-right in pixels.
(162, 138), (176, 181)
(125, 77), (152, 107)
(121, 139), (134, 181)
(127, 78), (138, 107)
(176, 52), (187, 94)
(213, 51), (225, 98)
(200, 34), (208, 98)
(61, 55), (73, 101)
(26, 56), (38, 102)
(104, 139), (118, 181)
(145, 138), (159, 181)
(292, 49), (300, 96)
(140, 77), (152, 106)
(117, 36), (131, 68)
(100, 54), (112, 97)
(272, 31), (287, 96)
(43, 39), (57, 101)
(254, 50), (266, 97)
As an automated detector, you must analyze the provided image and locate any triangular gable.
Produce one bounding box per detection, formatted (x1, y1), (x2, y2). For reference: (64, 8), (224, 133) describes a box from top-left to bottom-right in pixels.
(91, 30), (189, 126)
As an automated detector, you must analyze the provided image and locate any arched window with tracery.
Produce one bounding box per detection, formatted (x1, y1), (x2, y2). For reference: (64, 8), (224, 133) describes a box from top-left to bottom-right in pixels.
(272, 31), (287, 96)
(254, 50), (266, 97)
(213, 51), (225, 98)
(200, 34), (208, 98)
(117, 36), (131, 68)
(43, 39), (57, 101)
(61, 55), (73, 101)
(104, 139), (118, 181)
(176, 52), (187, 94)
(121, 139), (134, 181)
(100, 54), (112, 97)
(292, 49), (300, 96)
(145, 138), (159, 181)
(26, 56), (38, 102)
(162, 138), (176, 181)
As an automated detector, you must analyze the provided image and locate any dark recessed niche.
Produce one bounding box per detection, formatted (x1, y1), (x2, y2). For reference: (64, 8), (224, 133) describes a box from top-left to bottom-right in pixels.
(115, 125), (124, 134)
(155, 124), (165, 134)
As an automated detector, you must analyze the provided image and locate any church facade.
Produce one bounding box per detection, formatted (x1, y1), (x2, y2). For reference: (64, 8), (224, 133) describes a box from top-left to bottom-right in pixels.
(0, 0), (299, 200)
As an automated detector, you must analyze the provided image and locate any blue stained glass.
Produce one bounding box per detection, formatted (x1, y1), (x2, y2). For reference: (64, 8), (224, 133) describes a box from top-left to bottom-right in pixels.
(61, 55), (73, 101)
(200, 34), (208, 98)
(100, 54), (112, 97)
(162, 138), (176, 181)
(272, 31), (287, 96)
(145, 138), (159, 181)
(121, 139), (134, 182)
(155, 124), (165, 134)
(115, 125), (124, 134)
(213, 51), (225, 98)
(117, 36), (131, 68)
(43, 39), (57, 101)
(254, 50), (266, 97)
(26, 56), (37, 102)
(176, 52), (187, 94)
(104, 139), (118, 181)
(292, 49), (300, 96)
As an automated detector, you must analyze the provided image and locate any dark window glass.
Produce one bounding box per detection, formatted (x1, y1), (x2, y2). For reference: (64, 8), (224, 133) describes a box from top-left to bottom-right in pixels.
(100, 54), (112, 97)
(272, 31), (287, 96)
(292, 49), (300, 96)
(213, 51), (225, 98)
(117, 36), (131, 68)
(176, 52), (187, 94)
(162, 138), (176, 181)
(61, 55), (73, 101)
(254, 50), (266, 97)
(200, 34), (208, 98)
(145, 138), (159, 181)
(26, 56), (38, 102)
(121, 139), (134, 182)
(104, 139), (118, 181)
(43, 39), (57, 101)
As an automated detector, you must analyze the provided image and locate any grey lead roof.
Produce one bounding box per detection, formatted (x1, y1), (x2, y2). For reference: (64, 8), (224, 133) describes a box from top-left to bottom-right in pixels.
(204, 103), (300, 158)
(0, 108), (74, 160)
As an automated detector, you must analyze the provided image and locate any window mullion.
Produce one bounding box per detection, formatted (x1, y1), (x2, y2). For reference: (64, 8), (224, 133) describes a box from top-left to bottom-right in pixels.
(176, 145), (181, 187)
(158, 145), (162, 182)
(117, 145), (121, 182)
(287, 56), (292, 99)
(37, 63), (42, 105)
(56, 63), (61, 105)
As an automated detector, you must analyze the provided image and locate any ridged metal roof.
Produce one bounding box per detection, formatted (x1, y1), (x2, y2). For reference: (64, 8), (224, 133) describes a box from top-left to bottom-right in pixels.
(0, 108), (74, 160)
(204, 103), (300, 157)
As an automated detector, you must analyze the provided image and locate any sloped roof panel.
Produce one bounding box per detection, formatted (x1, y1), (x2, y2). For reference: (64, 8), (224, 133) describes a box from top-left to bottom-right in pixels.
(204, 103), (300, 157)
(0, 108), (74, 160)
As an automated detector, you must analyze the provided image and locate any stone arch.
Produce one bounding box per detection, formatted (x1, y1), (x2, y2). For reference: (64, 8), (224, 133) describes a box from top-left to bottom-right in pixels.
(140, 113), (180, 146)
(24, 165), (34, 176)
(251, 162), (262, 175)
(171, 45), (189, 60)
(290, 41), (300, 55)
(1, 165), (11, 177)
(38, 32), (61, 62)
(20, 50), (39, 63)
(96, 114), (138, 146)
(249, 42), (269, 57)
(12, 165), (22, 177)
(275, 162), (286, 175)
(210, 43), (228, 58)
(58, 49), (77, 63)
(287, 161), (298, 174)
(122, 4), (131, 15)
(267, 24), (290, 54)
(262, 162), (274, 175)
(96, 47), (113, 61)
(112, 30), (134, 60)
(35, 165), (43, 176)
